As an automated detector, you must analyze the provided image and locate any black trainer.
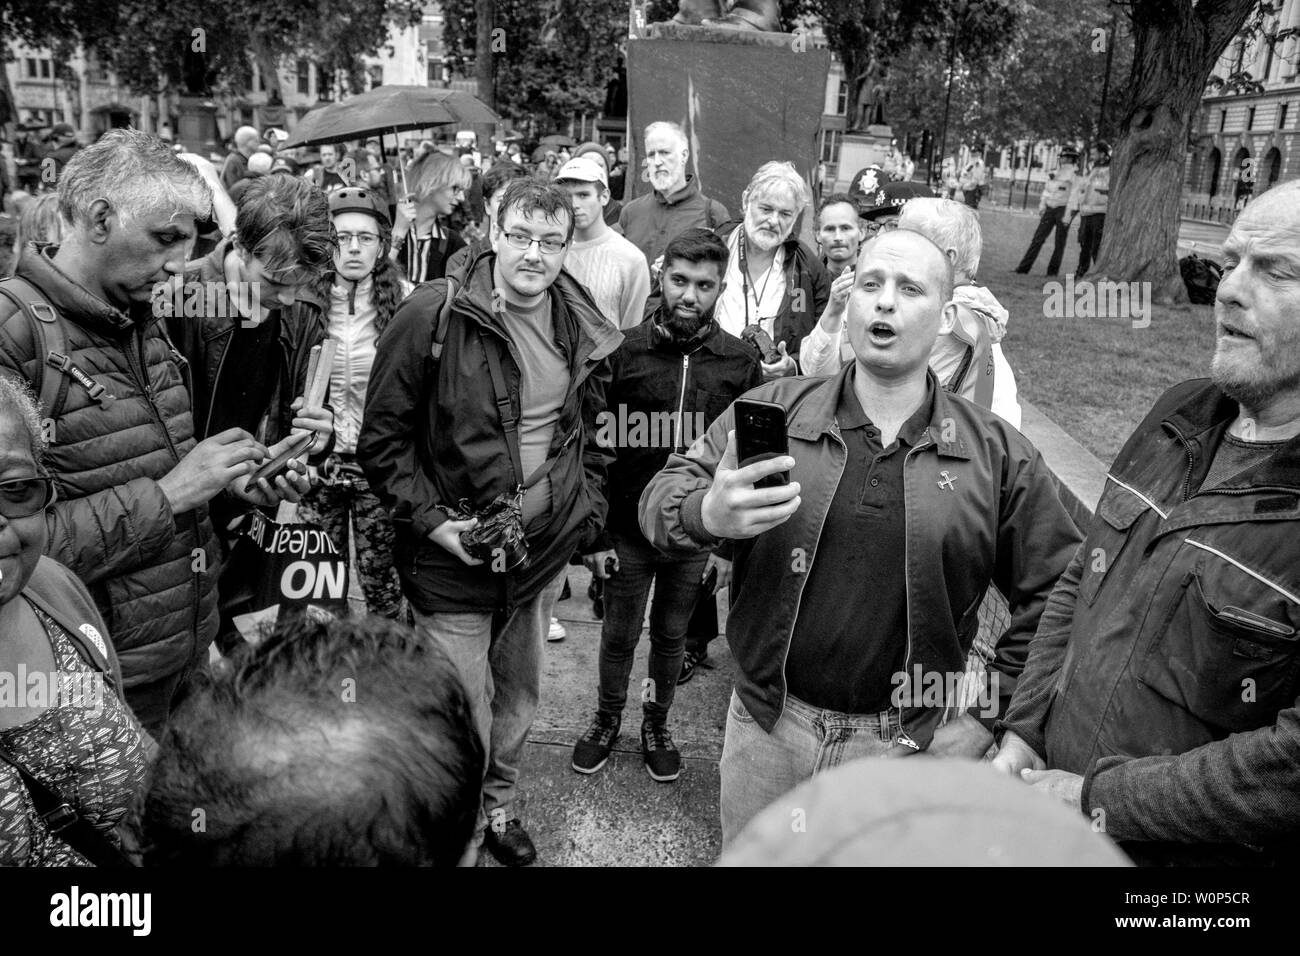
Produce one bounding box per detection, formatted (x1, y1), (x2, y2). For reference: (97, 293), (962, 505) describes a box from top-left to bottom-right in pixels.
(483, 815), (537, 866)
(677, 648), (712, 685)
(572, 712), (620, 774)
(641, 719), (681, 782)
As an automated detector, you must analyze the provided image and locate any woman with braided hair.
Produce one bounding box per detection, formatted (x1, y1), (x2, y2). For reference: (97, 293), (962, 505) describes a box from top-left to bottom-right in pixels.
(297, 186), (413, 619)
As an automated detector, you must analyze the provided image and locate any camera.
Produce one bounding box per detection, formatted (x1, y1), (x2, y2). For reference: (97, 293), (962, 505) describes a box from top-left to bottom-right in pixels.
(741, 324), (780, 364)
(438, 492), (529, 571)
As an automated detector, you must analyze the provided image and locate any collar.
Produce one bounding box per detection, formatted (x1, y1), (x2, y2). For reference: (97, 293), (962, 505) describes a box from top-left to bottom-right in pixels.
(788, 363), (972, 460)
(1162, 381), (1300, 484)
(16, 243), (140, 335)
(835, 363), (934, 446)
(655, 175), (701, 207)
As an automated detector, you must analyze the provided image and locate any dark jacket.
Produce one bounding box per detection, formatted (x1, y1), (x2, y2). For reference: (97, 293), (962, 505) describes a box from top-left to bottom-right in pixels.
(714, 220), (830, 372)
(0, 244), (220, 691)
(1000, 379), (1300, 866)
(164, 239), (328, 450)
(639, 363), (1080, 748)
(594, 315), (761, 550)
(358, 250), (622, 613)
(619, 176), (729, 266)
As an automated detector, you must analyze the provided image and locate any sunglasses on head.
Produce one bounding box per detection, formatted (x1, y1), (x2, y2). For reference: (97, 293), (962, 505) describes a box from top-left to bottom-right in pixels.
(0, 476), (57, 519)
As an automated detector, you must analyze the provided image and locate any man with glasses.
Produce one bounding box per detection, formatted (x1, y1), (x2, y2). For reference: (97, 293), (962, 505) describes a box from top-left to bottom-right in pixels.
(0, 131), (304, 736)
(165, 173), (336, 656)
(360, 179), (621, 866)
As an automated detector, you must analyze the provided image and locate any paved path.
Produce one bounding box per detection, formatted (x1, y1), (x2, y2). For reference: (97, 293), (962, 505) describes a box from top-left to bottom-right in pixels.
(487, 565), (734, 866)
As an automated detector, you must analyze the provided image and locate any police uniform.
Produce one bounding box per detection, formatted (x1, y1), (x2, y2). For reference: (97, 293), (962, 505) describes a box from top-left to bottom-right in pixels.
(1014, 151), (1078, 276)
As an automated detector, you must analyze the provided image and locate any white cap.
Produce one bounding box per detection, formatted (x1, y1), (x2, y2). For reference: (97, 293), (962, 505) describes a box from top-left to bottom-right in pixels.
(555, 156), (608, 188)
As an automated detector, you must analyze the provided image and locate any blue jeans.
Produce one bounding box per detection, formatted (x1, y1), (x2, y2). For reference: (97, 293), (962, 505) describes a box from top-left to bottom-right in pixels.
(597, 531), (709, 722)
(719, 689), (901, 847)
(412, 571), (565, 838)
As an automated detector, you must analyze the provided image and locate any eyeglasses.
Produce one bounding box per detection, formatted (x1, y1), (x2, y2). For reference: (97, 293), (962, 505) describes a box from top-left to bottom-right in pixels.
(0, 476), (57, 519)
(337, 231), (380, 248)
(502, 231), (567, 255)
(864, 219), (900, 236)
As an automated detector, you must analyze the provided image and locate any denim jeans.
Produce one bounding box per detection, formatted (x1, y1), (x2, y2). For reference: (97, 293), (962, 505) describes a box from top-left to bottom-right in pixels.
(598, 531), (709, 722)
(412, 571), (565, 838)
(719, 689), (901, 847)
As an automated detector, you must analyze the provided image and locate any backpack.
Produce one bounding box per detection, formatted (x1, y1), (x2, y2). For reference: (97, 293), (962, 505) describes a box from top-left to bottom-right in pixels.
(0, 275), (112, 427)
(1179, 253), (1223, 306)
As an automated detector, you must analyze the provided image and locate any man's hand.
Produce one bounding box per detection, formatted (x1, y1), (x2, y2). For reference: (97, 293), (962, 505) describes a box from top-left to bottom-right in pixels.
(289, 396), (333, 455)
(583, 549), (619, 579)
(819, 267), (854, 330)
(158, 428), (269, 515)
(700, 429), (800, 539)
(702, 553), (731, 593)
(927, 713), (995, 759)
(1021, 768), (1084, 812)
(228, 432), (312, 508)
(760, 340), (797, 380)
(990, 729), (1047, 776)
(430, 517), (484, 566)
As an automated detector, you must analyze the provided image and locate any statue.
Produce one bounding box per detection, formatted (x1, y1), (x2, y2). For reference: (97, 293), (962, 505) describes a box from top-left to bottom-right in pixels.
(851, 65), (889, 132)
(669, 0), (783, 32)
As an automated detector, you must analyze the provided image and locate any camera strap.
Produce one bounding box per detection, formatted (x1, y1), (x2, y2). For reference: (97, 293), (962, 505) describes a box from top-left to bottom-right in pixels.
(481, 331), (563, 493)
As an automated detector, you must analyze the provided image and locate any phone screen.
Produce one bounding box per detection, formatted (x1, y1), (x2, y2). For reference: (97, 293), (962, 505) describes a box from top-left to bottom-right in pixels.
(734, 398), (789, 489)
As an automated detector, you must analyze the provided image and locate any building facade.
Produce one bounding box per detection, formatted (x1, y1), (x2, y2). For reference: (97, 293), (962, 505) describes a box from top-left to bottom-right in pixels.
(1184, 0), (1300, 222)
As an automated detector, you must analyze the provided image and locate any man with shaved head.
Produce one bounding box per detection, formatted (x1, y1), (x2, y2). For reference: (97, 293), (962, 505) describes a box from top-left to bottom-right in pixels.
(640, 227), (1080, 844)
(996, 180), (1300, 866)
(221, 125), (262, 191)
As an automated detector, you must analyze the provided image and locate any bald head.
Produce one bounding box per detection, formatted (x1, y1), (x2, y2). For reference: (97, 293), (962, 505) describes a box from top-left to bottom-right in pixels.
(860, 228), (955, 302)
(1234, 180), (1300, 235)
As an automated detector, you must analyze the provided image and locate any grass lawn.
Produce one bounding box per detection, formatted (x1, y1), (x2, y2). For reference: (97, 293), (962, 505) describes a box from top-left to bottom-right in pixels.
(975, 206), (1218, 463)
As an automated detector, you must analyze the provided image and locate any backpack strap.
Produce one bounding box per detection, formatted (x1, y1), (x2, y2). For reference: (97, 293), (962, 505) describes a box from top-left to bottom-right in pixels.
(431, 275), (456, 361)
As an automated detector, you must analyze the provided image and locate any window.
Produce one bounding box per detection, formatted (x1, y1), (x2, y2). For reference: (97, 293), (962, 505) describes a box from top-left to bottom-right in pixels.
(255, 66), (264, 93)
(317, 64), (333, 100)
(1280, 103), (1289, 130)
(1219, 109), (1227, 132)
(39, 59), (51, 79)
(297, 59), (310, 95)
(369, 65), (383, 89)
(25, 58), (38, 78)
(820, 129), (842, 164)
(1247, 106), (1256, 129)
(835, 77), (849, 115)
(1263, 30), (1276, 80)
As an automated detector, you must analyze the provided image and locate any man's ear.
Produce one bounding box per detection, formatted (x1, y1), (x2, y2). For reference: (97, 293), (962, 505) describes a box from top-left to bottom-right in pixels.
(599, 186), (610, 208)
(945, 247), (959, 269)
(86, 199), (114, 243)
(938, 300), (958, 337)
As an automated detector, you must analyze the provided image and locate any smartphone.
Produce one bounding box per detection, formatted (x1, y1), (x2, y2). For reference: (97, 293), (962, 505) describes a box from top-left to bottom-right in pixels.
(249, 432), (315, 486)
(734, 397), (789, 489)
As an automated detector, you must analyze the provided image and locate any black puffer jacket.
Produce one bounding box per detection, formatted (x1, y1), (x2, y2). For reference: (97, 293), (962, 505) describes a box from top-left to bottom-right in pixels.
(0, 244), (220, 690)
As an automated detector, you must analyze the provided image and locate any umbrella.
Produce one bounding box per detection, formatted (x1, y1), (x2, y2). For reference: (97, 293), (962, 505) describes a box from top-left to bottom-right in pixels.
(532, 145), (560, 163)
(539, 133), (575, 148)
(282, 85), (498, 196)
(282, 86), (499, 149)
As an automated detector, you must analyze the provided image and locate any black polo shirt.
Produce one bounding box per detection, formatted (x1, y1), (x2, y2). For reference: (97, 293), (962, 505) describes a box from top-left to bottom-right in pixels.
(784, 368), (934, 714)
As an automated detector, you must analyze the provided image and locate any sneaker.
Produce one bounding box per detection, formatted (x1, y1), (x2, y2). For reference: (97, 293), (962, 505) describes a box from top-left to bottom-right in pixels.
(641, 719), (681, 782)
(483, 813), (537, 866)
(548, 617), (566, 641)
(677, 648), (712, 685)
(572, 712), (620, 774)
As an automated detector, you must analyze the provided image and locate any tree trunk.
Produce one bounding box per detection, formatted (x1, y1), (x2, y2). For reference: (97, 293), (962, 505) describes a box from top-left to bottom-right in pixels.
(1093, 0), (1257, 303)
(475, 0), (495, 110)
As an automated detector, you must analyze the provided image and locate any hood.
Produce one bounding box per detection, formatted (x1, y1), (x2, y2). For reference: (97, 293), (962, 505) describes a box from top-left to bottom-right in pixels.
(952, 283), (1009, 344)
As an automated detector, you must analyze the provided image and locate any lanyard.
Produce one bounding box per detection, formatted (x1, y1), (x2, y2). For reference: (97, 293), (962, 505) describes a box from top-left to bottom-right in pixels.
(737, 231), (775, 330)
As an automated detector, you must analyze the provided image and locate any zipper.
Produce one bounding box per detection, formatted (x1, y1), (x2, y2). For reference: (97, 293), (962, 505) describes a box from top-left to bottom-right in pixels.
(779, 422), (846, 723)
(673, 354), (689, 452)
(203, 330), (231, 441)
(1166, 422), (1196, 503)
(895, 436), (932, 747)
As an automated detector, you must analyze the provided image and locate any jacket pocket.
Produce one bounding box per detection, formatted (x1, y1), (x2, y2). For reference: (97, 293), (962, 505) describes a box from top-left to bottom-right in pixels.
(1079, 478), (1154, 605)
(729, 689), (757, 724)
(694, 387), (734, 434)
(1138, 569), (1300, 734)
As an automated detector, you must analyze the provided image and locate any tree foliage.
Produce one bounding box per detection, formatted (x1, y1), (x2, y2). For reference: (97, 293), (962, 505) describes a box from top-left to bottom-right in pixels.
(0, 0), (423, 100)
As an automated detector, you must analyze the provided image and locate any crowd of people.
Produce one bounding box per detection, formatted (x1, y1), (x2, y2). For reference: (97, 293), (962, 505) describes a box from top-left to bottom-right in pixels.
(0, 111), (1296, 870)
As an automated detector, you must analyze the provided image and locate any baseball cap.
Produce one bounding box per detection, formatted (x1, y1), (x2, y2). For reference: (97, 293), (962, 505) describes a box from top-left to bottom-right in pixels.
(270, 156), (298, 175)
(50, 123), (75, 140)
(555, 156), (608, 189)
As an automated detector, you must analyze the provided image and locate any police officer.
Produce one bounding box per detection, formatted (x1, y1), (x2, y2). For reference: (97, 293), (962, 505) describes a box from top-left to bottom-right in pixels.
(1014, 147), (1079, 277)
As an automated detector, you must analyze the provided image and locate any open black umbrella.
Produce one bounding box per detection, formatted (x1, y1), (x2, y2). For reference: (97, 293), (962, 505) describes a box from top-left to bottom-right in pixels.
(282, 86), (499, 149)
(539, 133), (575, 148)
